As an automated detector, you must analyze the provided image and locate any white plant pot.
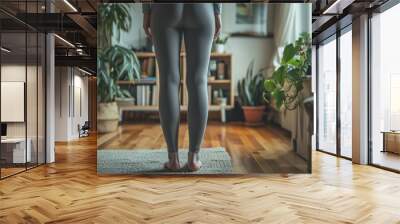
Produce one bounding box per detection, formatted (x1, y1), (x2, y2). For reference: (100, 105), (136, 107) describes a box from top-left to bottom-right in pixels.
(215, 44), (225, 53)
(97, 102), (119, 133)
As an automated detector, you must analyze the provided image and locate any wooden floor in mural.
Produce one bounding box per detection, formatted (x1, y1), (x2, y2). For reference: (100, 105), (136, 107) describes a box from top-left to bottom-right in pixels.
(98, 122), (308, 173)
(0, 125), (400, 223)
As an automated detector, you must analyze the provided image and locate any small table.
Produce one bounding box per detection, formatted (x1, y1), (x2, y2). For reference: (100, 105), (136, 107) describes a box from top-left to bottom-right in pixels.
(1, 138), (32, 164)
(381, 131), (400, 154)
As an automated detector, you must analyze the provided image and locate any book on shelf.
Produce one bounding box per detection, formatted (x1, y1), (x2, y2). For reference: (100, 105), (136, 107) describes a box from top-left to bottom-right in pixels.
(208, 60), (226, 80)
(147, 57), (156, 76)
(152, 85), (158, 106)
(208, 60), (217, 78)
(139, 57), (156, 77)
(216, 61), (225, 80)
(137, 76), (156, 84)
(135, 85), (158, 106)
(207, 86), (229, 106)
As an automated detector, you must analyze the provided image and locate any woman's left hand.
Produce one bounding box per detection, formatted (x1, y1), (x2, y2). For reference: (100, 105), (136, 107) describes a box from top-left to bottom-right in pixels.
(214, 14), (221, 40)
(143, 12), (152, 39)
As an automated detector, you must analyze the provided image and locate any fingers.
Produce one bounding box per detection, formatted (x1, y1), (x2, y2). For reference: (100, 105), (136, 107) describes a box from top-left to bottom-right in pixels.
(144, 27), (152, 39)
(214, 26), (221, 40)
(214, 14), (222, 40)
(143, 13), (152, 39)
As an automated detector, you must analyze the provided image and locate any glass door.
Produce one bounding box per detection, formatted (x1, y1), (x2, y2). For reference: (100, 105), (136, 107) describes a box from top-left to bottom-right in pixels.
(0, 1), (47, 179)
(1, 31), (28, 178)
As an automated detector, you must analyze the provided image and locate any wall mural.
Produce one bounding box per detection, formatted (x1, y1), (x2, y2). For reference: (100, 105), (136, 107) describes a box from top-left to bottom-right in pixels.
(97, 2), (312, 175)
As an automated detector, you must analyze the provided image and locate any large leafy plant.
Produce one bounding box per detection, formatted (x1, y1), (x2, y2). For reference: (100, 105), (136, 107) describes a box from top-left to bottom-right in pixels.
(264, 32), (311, 110)
(98, 3), (132, 48)
(97, 3), (140, 103)
(98, 45), (140, 102)
(237, 60), (268, 106)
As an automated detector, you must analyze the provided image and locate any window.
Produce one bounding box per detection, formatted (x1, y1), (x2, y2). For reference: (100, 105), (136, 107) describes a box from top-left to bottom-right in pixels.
(339, 28), (352, 158)
(370, 3), (400, 171)
(317, 36), (337, 154)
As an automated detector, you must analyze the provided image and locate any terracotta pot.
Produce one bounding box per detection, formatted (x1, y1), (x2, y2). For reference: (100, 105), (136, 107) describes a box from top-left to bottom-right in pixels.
(97, 102), (119, 133)
(242, 105), (265, 126)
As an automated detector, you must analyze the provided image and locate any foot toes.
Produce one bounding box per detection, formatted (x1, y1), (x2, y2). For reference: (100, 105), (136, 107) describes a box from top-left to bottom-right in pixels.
(187, 161), (202, 172)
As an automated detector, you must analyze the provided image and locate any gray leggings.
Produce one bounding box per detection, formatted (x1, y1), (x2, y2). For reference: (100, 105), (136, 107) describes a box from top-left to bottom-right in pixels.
(150, 3), (215, 153)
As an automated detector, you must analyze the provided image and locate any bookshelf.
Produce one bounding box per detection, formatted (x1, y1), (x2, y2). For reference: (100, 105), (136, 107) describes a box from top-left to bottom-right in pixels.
(117, 52), (234, 118)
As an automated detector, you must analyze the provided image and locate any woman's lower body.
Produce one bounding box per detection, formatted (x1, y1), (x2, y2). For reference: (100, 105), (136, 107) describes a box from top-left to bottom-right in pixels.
(150, 3), (215, 171)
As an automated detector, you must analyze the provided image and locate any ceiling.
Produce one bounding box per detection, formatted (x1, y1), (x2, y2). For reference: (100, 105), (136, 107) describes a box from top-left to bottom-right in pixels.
(1, 0), (97, 73)
(311, 0), (390, 43)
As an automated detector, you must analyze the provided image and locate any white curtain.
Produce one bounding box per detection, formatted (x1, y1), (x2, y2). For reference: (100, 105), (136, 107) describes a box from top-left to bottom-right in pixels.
(270, 3), (312, 69)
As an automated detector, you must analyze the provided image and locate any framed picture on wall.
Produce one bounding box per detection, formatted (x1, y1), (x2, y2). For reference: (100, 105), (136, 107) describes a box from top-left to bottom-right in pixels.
(222, 3), (269, 37)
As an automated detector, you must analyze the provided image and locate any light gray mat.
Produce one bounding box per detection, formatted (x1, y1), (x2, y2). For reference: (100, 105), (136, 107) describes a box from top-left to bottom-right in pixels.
(97, 147), (233, 174)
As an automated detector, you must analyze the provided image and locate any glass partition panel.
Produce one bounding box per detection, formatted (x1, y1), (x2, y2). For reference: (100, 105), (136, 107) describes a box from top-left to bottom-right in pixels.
(1, 31), (27, 177)
(27, 30), (38, 169)
(38, 32), (45, 165)
(0, 0), (46, 179)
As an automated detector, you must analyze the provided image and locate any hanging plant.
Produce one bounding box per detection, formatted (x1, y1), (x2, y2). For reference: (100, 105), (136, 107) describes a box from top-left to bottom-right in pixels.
(264, 32), (311, 110)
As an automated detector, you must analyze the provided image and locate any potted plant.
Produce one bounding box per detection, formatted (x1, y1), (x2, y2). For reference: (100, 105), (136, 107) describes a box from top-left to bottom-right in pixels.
(97, 4), (141, 133)
(97, 46), (140, 133)
(214, 33), (229, 53)
(264, 32), (312, 159)
(237, 60), (268, 126)
(264, 32), (311, 110)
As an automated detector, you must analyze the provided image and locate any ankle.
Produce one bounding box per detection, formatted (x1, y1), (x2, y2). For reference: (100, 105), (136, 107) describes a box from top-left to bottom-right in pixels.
(188, 151), (200, 163)
(168, 152), (179, 163)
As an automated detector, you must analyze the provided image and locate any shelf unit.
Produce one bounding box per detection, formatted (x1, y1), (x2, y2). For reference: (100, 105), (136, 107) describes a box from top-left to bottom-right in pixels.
(117, 52), (234, 116)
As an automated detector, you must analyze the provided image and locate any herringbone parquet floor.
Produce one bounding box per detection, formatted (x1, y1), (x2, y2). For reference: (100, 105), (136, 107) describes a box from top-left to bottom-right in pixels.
(1, 123), (400, 223)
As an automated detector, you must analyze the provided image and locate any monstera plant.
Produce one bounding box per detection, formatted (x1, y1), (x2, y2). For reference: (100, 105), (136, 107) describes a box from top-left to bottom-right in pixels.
(237, 60), (269, 125)
(97, 3), (141, 133)
(264, 32), (311, 110)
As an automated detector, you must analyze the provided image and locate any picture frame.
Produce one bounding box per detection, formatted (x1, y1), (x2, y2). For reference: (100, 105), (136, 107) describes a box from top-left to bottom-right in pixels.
(222, 3), (269, 37)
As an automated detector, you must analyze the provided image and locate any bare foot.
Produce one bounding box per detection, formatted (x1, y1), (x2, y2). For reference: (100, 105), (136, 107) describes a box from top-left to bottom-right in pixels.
(186, 151), (202, 172)
(164, 152), (180, 171)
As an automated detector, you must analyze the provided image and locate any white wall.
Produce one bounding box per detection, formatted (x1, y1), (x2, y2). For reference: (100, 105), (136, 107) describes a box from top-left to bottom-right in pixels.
(221, 4), (274, 92)
(118, 4), (145, 50)
(1, 63), (47, 164)
(1, 65), (38, 137)
(1, 65), (27, 138)
(224, 38), (274, 95)
(55, 67), (69, 141)
(54, 67), (89, 141)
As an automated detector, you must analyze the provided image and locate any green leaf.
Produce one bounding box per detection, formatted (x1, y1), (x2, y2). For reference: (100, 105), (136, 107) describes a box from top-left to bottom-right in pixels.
(272, 90), (285, 109)
(272, 66), (286, 86)
(281, 43), (296, 64)
(97, 45), (141, 103)
(246, 60), (254, 80)
(287, 57), (301, 67)
(287, 68), (300, 81)
(264, 80), (276, 92)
